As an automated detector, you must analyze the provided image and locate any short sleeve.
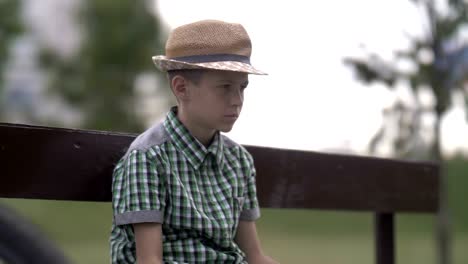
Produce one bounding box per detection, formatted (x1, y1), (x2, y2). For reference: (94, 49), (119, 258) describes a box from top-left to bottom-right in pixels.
(239, 151), (261, 221)
(112, 149), (166, 226)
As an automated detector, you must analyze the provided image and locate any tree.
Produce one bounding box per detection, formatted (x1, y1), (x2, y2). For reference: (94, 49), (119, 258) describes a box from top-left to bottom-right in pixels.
(40, 0), (171, 132)
(345, 0), (468, 160)
(0, 0), (23, 116)
(344, 1), (468, 264)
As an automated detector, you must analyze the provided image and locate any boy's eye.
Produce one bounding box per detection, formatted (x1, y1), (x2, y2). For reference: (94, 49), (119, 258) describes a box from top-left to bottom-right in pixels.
(218, 84), (231, 89)
(218, 82), (247, 91)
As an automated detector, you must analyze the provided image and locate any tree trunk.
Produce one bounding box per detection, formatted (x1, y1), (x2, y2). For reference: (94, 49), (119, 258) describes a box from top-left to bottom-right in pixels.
(434, 114), (451, 264)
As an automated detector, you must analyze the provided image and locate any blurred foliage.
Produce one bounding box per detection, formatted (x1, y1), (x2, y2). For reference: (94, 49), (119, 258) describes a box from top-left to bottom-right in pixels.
(344, 0), (468, 160)
(40, 0), (168, 132)
(0, 0), (23, 112)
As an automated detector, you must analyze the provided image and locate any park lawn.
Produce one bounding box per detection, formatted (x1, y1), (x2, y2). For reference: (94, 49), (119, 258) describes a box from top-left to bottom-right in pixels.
(1, 200), (467, 264)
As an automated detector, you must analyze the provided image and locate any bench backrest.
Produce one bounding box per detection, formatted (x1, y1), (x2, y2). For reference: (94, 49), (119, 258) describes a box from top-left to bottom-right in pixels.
(0, 123), (439, 211)
(0, 123), (440, 264)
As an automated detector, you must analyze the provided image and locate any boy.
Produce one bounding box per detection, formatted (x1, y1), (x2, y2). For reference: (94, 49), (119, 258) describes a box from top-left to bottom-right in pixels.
(110, 20), (278, 264)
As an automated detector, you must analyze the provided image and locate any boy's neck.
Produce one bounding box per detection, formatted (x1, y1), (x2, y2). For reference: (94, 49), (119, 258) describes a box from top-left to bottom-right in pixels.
(176, 108), (216, 147)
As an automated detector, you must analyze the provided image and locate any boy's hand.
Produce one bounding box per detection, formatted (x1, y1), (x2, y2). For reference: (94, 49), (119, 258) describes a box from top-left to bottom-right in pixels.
(247, 254), (280, 264)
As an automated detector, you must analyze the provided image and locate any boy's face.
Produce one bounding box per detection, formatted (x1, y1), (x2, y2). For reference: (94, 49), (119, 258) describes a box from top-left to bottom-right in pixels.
(183, 70), (249, 133)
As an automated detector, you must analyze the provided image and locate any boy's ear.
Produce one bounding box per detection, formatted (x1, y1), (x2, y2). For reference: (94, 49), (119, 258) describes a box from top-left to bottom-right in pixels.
(171, 75), (190, 101)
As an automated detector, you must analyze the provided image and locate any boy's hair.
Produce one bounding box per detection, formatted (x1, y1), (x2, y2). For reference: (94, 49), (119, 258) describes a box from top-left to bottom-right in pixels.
(167, 69), (204, 89)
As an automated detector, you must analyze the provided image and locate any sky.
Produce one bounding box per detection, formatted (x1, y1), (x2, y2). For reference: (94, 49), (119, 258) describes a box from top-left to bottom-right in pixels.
(10, 0), (467, 158)
(155, 0), (468, 157)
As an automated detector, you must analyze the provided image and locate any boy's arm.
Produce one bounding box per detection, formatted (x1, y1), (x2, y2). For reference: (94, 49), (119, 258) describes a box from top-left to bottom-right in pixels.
(235, 220), (279, 264)
(134, 223), (163, 264)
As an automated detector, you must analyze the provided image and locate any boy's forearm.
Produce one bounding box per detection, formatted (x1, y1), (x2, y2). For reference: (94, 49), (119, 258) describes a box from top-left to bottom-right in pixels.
(136, 254), (163, 264)
(235, 220), (279, 263)
(137, 259), (163, 264)
(235, 220), (263, 256)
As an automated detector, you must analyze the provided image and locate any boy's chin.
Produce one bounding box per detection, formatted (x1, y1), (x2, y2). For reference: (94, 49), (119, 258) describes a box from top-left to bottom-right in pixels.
(218, 125), (234, 133)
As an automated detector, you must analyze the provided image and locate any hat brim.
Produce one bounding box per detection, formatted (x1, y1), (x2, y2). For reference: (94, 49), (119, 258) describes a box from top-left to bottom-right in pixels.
(152, 55), (267, 75)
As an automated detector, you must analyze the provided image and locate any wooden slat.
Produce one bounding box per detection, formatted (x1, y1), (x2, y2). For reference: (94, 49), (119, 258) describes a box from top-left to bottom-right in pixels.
(0, 123), (439, 212)
(0, 123), (133, 202)
(248, 146), (439, 212)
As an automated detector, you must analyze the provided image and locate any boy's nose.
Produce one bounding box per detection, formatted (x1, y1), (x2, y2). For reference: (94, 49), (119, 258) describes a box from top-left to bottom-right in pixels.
(230, 88), (244, 106)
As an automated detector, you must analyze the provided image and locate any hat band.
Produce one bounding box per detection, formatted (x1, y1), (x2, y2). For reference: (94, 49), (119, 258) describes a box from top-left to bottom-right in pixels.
(171, 54), (251, 64)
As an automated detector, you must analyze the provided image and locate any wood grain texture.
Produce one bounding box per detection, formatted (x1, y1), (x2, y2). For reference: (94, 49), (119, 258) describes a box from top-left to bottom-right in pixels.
(0, 123), (439, 212)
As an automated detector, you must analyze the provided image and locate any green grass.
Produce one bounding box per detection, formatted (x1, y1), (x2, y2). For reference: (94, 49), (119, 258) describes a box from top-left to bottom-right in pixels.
(447, 157), (468, 234)
(0, 158), (467, 263)
(1, 201), (467, 264)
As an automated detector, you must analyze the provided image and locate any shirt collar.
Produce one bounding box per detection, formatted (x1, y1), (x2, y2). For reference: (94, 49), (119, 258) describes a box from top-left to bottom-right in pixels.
(207, 132), (225, 168)
(164, 107), (225, 169)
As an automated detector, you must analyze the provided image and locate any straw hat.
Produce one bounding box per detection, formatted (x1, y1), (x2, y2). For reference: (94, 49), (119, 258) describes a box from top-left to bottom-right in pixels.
(152, 20), (266, 75)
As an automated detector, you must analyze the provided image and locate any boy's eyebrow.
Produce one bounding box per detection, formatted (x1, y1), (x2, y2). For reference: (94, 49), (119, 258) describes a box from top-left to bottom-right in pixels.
(216, 79), (249, 85)
(216, 79), (234, 83)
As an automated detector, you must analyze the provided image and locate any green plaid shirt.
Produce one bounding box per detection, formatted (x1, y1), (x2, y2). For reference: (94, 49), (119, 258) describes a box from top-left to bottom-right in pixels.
(110, 107), (260, 263)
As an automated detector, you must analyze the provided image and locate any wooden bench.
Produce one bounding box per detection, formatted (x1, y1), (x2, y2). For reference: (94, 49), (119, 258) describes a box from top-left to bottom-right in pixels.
(0, 123), (440, 264)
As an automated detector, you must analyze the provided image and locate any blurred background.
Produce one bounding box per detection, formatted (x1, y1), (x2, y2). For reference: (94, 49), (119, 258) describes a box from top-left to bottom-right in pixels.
(0, 0), (467, 263)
